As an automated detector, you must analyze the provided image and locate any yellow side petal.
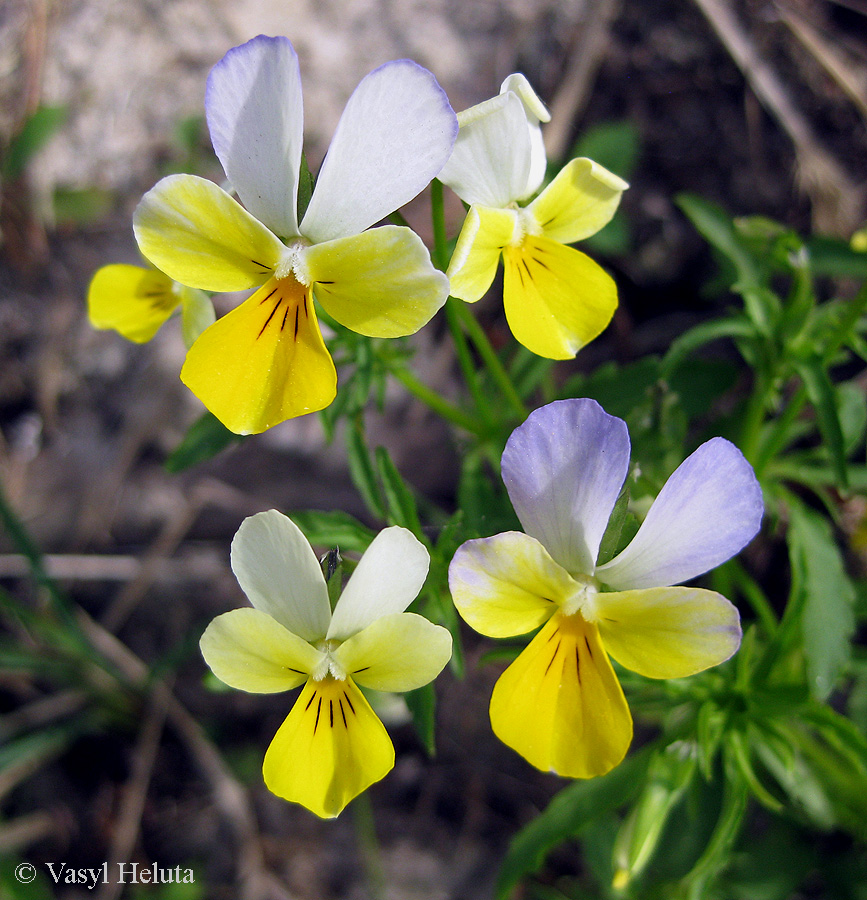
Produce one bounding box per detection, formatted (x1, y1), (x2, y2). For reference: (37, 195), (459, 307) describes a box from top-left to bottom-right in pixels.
(87, 264), (178, 343)
(446, 206), (518, 303)
(527, 158), (628, 244)
(133, 174), (284, 292)
(180, 276), (337, 435)
(199, 608), (323, 694)
(302, 226), (448, 338)
(263, 677), (394, 818)
(449, 532), (576, 639)
(490, 612), (632, 778)
(502, 237), (617, 359)
(591, 587), (742, 679)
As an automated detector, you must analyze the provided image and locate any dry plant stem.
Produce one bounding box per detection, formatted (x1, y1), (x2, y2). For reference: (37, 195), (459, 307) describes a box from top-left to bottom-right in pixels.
(98, 686), (170, 900)
(544, 0), (621, 162)
(0, 689), (86, 742)
(0, 810), (56, 854)
(690, 0), (864, 233)
(76, 610), (273, 900)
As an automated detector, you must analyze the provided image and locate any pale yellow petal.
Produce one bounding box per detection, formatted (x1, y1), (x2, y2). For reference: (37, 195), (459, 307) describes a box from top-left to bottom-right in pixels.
(503, 237), (617, 359)
(490, 612), (632, 778)
(590, 587), (742, 679)
(133, 174), (284, 292)
(87, 264), (178, 343)
(199, 608), (323, 693)
(333, 613), (452, 692)
(180, 276), (337, 434)
(446, 206), (518, 303)
(302, 226), (448, 338)
(527, 158), (627, 244)
(449, 532), (575, 638)
(263, 677), (394, 818)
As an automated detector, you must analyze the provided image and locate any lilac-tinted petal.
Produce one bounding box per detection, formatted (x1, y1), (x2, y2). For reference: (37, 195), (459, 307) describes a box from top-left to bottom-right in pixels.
(502, 399), (630, 577)
(206, 35), (302, 238)
(597, 438), (763, 590)
(301, 60), (457, 243)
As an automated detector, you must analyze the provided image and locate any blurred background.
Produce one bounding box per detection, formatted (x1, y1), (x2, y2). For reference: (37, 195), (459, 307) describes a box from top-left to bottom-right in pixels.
(1, 0), (866, 897)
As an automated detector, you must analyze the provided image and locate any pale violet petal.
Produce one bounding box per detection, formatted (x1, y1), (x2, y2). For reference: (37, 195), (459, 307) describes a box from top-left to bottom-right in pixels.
(438, 91), (533, 209)
(301, 60), (457, 243)
(206, 35), (302, 238)
(326, 527), (429, 641)
(333, 613), (452, 692)
(230, 510), (331, 642)
(502, 399), (630, 577)
(597, 438), (763, 590)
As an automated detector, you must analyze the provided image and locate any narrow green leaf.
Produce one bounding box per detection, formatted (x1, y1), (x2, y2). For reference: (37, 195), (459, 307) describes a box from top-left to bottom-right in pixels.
(375, 445), (423, 537)
(793, 355), (849, 489)
(660, 317), (755, 379)
(495, 748), (651, 899)
(2, 106), (66, 180)
(290, 509), (375, 555)
(404, 682), (437, 756)
(297, 152), (315, 221)
(596, 485), (630, 566)
(788, 502), (856, 699)
(345, 418), (385, 519)
(165, 412), (240, 472)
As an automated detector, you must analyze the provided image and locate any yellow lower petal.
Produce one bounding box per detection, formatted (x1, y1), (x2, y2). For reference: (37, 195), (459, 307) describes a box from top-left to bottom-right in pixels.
(502, 237), (617, 359)
(446, 206), (518, 303)
(263, 677), (394, 818)
(490, 612), (632, 778)
(180, 276), (337, 434)
(87, 264), (178, 343)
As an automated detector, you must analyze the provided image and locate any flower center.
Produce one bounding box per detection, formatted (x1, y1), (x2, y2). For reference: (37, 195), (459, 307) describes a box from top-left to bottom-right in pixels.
(560, 573), (600, 619)
(312, 638), (347, 682)
(506, 206), (542, 247)
(275, 238), (312, 284)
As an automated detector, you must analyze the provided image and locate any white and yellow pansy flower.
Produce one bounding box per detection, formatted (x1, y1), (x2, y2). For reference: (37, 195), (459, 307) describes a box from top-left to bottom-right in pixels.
(438, 75), (628, 360)
(134, 35), (458, 434)
(449, 398), (763, 778)
(87, 264), (216, 349)
(200, 510), (452, 818)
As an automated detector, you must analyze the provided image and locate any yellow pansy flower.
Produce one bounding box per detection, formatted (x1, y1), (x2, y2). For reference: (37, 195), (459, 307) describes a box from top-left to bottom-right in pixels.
(200, 510), (452, 818)
(87, 264), (215, 348)
(438, 75), (628, 359)
(134, 35), (457, 434)
(449, 399), (763, 778)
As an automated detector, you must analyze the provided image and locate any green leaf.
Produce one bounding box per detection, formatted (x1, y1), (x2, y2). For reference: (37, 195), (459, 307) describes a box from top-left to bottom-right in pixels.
(495, 748), (651, 899)
(404, 681), (437, 756)
(53, 187), (114, 226)
(793, 355), (849, 489)
(375, 445), (423, 537)
(596, 485), (629, 566)
(660, 316), (755, 379)
(289, 509), (375, 555)
(788, 502), (856, 699)
(807, 234), (867, 279)
(837, 380), (867, 456)
(2, 106), (66, 180)
(345, 417), (386, 520)
(164, 412), (241, 472)
(570, 120), (641, 180)
(297, 151), (315, 221)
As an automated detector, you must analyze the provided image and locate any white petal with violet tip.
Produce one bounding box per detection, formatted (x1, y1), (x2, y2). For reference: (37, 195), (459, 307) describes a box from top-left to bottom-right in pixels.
(438, 91), (533, 209)
(597, 438), (763, 590)
(301, 60), (457, 244)
(133, 175), (284, 292)
(200, 608), (323, 693)
(589, 587), (742, 679)
(327, 527), (429, 642)
(449, 532), (574, 638)
(334, 613), (452, 692)
(206, 35), (303, 239)
(230, 510), (332, 642)
(303, 226), (448, 337)
(501, 399), (630, 578)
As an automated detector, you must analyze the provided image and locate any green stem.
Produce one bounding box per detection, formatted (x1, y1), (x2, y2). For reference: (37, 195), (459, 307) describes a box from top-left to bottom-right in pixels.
(444, 299), (496, 428)
(390, 365), (484, 435)
(450, 299), (527, 420)
(352, 793), (386, 900)
(430, 179), (449, 272)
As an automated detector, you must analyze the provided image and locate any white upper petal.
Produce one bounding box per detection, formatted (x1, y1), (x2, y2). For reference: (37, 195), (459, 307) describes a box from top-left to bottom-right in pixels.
(499, 73), (549, 197)
(206, 35), (303, 238)
(326, 527), (430, 641)
(501, 399), (630, 577)
(597, 438), (764, 590)
(230, 510), (331, 642)
(438, 91), (534, 208)
(300, 60), (457, 243)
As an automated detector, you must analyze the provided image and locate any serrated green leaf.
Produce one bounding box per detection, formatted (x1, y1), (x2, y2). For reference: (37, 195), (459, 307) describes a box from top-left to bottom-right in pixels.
(165, 412), (240, 472)
(794, 355), (849, 489)
(495, 748), (651, 899)
(788, 502), (856, 699)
